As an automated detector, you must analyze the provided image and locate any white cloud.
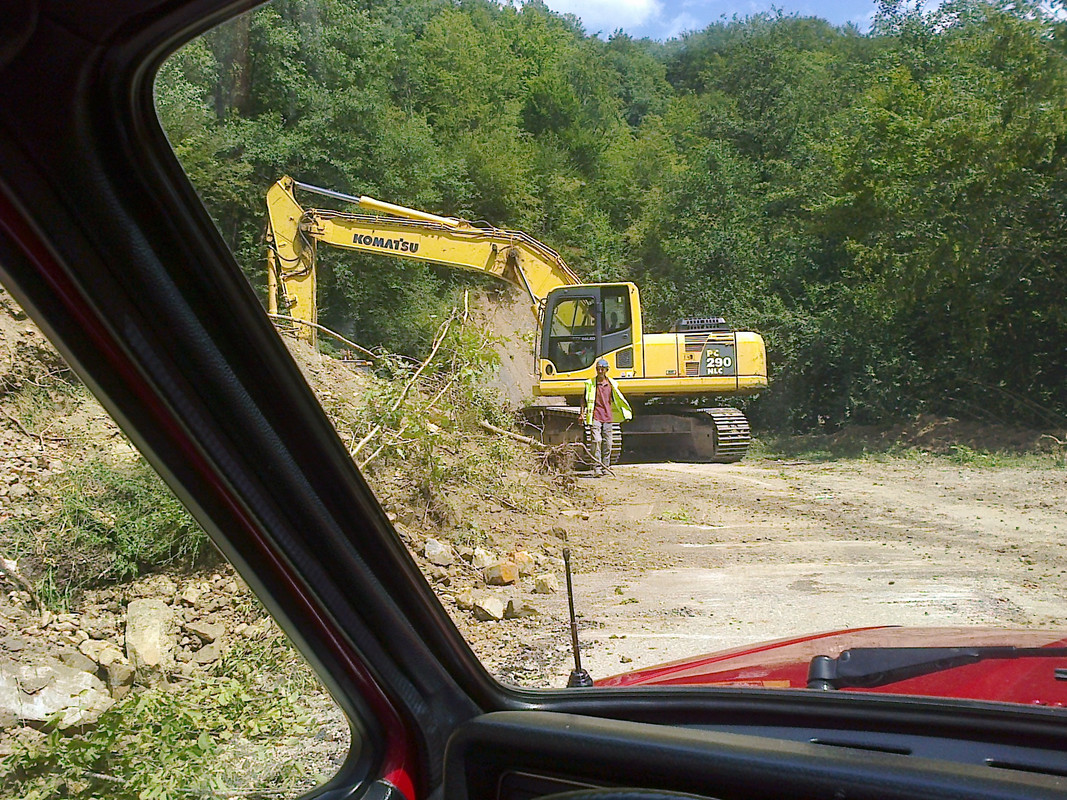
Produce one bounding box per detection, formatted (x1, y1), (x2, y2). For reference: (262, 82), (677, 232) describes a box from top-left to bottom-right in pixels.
(539, 0), (664, 34)
(1042, 0), (1067, 19)
(661, 11), (702, 37)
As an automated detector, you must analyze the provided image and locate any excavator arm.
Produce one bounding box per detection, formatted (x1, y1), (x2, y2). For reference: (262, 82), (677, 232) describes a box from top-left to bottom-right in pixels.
(266, 176), (579, 326)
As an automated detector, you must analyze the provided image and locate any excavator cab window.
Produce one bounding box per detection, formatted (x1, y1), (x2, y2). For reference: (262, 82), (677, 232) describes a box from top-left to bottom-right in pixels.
(602, 287), (631, 335)
(547, 296), (598, 372)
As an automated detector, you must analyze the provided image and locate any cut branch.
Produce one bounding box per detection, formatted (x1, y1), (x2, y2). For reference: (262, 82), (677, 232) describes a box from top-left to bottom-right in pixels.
(0, 557), (39, 609)
(352, 312), (456, 459)
(0, 406), (68, 444)
(267, 313), (378, 360)
(479, 420), (547, 449)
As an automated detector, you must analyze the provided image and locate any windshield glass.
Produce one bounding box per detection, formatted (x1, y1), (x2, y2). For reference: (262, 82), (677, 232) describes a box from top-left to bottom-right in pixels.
(154, 0), (1067, 706)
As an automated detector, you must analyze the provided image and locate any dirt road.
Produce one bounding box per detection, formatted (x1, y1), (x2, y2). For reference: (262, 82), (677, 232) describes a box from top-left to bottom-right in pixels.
(529, 455), (1067, 686)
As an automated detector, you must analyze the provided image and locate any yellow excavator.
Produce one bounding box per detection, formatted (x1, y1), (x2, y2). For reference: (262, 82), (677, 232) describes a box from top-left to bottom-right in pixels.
(266, 176), (768, 462)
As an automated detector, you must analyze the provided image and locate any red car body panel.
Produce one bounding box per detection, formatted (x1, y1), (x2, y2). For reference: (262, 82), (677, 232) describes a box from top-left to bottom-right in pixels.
(599, 627), (1067, 707)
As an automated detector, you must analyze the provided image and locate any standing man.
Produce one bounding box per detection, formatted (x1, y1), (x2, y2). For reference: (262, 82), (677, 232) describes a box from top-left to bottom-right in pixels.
(582, 358), (632, 475)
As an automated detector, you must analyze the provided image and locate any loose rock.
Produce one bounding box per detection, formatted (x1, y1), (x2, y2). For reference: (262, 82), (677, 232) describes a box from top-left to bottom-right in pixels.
(125, 599), (175, 686)
(472, 595), (505, 621)
(484, 561), (518, 586)
(106, 661), (135, 699)
(533, 574), (560, 594)
(58, 650), (98, 674)
(512, 550), (535, 577)
(471, 547), (495, 570)
(504, 599), (539, 619)
(424, 538), (455, 567)
(129, 574), (177, 600)
(185, 620), (225, 644)
(0, 661), (114, 729)
(192, 641), (224, 665)
(454, 589), (475, 610)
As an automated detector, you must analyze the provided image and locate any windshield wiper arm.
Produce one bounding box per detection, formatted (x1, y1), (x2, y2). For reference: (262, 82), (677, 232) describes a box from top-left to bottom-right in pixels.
(807, 646), (1067, 690)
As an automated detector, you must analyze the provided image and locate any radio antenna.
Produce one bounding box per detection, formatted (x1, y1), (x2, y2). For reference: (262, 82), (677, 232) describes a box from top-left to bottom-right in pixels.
(563, 545), (593, 687)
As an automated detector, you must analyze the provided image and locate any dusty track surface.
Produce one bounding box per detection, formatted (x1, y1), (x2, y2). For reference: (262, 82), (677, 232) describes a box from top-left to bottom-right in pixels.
(527, 455), (1067, 686)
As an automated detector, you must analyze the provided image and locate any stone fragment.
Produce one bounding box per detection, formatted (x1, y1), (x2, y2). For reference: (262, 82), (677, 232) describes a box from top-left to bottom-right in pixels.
(454, 589), (474, 610)
(241, 617), (274, 640)
(82, 612), (116, 640)
(470, 548), (495, 570)
(0, 606), (29, 627)
(434, 496), (462, 528)
(192, 641), (224, 665)
(546, 526), (569, 540)
(471, 595), (505, 622)
(427, 565), (450, 585)
(185, 620), (225, 644)
(533, 574), (560, 594)
(424, 538), (455, 567)
(179, 584), (203, 606)
(0, 636), (27, 653)
(0, 661), (114, 729)
(129, 574), (177, 600)
(125, 599), (175, 686)
(58, 650), (98, 674)
(7, 484), (30, 498)
(106, 660), (135, 693)
(512, 550), (535, 577)
(504, 599), (539, 619)
(483, 561), (518, 586)
(79, 639), (124, 668)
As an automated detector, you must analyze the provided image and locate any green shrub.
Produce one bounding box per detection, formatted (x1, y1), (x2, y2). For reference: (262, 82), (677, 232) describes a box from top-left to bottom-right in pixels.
(0, 637), (325, 800)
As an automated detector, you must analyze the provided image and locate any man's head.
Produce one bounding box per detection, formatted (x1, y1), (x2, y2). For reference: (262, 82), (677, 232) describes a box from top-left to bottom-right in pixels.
(596, 358), (609, 376)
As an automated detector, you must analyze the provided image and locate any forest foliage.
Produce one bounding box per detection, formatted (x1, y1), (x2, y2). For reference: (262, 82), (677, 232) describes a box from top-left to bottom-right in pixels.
(155, 0), (1067, 432)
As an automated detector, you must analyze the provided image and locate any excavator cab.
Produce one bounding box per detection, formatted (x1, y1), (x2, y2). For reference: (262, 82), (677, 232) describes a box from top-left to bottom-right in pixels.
(539, 284), (638, 378)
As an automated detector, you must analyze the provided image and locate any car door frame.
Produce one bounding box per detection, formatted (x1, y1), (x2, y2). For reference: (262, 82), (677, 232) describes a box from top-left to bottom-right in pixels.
(1, 3), (1066, 800)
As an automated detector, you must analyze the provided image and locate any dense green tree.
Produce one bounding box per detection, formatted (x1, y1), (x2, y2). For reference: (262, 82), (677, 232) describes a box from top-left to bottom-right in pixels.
(154, 0), (1067, 428)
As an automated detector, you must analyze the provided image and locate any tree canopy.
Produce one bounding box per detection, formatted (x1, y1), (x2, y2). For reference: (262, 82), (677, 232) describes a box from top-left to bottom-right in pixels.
(156, 0), (1067, 431)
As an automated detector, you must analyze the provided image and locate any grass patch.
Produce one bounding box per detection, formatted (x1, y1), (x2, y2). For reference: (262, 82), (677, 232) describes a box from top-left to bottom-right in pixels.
(657, 508), (695, 523)
(752, 428), (1066, 469)
(749, 434), (875, 462)
(0, 455), (213, 608)
(940, 445), (1066, 470)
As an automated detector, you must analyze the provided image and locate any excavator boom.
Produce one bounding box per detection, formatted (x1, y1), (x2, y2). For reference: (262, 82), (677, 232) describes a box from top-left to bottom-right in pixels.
(268, 176), (579, 310)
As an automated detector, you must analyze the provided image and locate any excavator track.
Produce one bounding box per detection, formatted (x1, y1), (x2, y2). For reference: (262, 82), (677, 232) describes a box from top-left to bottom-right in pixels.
(520, 406), (749, 464)
(698, 407), (751, 462)
(621, 406), (751, 463)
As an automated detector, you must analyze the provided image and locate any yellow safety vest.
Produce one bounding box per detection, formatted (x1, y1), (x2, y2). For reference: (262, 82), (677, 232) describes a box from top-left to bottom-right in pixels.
(583, 376), (633, 426)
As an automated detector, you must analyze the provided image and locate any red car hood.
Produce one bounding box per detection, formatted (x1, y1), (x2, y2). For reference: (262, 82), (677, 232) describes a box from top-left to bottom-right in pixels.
(598, 627), (1067, 707)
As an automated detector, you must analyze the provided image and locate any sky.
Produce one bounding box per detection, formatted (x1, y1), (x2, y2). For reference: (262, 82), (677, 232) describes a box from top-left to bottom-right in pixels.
(538, 0), (881, 39)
